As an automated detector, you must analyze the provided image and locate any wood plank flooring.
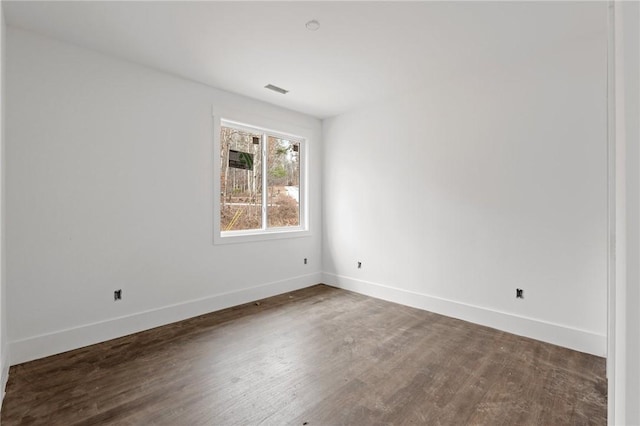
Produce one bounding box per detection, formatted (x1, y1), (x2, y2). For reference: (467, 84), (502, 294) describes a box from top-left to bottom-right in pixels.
(1, 285), (607, 425)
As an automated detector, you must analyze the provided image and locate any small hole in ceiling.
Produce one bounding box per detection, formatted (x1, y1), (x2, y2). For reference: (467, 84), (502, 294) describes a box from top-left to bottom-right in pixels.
(305, 20), (320, 31)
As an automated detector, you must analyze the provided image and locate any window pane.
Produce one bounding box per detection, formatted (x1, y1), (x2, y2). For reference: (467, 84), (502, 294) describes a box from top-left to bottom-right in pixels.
(267, 136), (300, 228)
(220, 126), (262, 231)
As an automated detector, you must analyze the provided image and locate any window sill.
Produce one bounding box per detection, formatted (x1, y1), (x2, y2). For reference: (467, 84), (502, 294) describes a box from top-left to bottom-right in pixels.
(213, 228), (311, 245)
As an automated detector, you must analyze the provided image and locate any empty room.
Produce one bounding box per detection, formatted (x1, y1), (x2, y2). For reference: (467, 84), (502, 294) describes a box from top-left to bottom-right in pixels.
(0, 1), (638, 425)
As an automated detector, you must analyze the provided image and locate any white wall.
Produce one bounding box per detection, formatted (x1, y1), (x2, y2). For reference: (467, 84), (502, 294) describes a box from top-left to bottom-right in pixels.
(323, 29), (608, 356)
(624, 4), (640, 423)
(0, 0), (7, 402)
(614, 2), (640, 424)
(5, 28), (322, 364)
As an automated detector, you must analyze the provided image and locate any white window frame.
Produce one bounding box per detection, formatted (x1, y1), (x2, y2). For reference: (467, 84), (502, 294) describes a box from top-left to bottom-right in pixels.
(213, 117), (310, 244)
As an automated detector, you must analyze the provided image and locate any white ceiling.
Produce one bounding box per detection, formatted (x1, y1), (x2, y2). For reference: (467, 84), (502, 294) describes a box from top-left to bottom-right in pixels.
(3, 1), (606, 119)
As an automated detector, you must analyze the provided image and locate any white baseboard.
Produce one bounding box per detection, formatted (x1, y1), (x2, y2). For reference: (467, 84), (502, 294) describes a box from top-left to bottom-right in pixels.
(10, 272), (323, 365)
(323, 272), (606, 357)
(1, 350), (8, 412)
(8, 271), (606, 365)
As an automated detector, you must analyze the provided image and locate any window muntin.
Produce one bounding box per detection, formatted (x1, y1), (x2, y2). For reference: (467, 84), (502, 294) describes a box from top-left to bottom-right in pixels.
(219, 120), (305, 238)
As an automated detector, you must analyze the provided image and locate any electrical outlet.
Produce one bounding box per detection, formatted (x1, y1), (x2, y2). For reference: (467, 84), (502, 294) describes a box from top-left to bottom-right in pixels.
(114, 289), (122, 301)
(304, 258), (308, 265)
(516, 288), (524, 299)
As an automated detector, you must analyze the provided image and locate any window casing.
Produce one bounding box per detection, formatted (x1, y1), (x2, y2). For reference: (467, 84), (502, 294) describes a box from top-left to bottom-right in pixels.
(214, 119), (308, 243)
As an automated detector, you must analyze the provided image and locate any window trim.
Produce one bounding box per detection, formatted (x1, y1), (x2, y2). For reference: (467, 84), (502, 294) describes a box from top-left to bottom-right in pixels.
(213, 117), (310, 245)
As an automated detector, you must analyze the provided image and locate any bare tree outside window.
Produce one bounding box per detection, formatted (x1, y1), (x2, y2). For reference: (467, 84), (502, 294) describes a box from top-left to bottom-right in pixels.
(220, 123), (303, 233)
(267, 136), (300, 228)
(220, 127), (262, 231)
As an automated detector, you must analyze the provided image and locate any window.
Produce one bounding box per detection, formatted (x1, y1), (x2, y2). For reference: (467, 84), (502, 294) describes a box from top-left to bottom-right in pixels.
(216, 119), (307, 242)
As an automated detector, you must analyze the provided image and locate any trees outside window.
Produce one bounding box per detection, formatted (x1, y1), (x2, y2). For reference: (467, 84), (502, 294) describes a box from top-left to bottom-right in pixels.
(219, 120), (304, 235)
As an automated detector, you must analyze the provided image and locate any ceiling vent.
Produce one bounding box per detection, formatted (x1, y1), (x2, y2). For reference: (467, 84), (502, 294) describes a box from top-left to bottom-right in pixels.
(264, 84), (289, 95)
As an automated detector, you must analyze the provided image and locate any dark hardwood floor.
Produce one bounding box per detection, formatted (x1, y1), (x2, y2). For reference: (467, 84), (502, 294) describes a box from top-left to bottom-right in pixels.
(1, 284), (606, 425)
